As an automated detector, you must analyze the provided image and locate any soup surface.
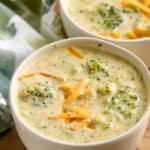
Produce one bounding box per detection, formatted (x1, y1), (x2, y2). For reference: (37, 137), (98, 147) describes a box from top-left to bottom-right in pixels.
(17, 44), (146, 143)
(66, 0), (150, 39)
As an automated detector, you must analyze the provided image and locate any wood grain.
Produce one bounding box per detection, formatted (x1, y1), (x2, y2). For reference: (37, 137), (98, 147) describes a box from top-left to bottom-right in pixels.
(0, 120), (149, 150)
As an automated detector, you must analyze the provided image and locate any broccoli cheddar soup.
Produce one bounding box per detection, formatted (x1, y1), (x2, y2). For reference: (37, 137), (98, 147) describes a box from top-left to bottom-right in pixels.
(67, 0), (150, 39)
(17, 45), (147, 143)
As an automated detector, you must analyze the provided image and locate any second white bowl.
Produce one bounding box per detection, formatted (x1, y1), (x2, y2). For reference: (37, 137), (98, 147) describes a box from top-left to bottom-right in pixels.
(59, 0), (150, 68)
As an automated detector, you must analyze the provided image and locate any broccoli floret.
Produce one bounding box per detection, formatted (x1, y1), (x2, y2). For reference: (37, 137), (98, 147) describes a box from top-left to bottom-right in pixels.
(86, 59), (106, 74)
(98, 3), (123, 31)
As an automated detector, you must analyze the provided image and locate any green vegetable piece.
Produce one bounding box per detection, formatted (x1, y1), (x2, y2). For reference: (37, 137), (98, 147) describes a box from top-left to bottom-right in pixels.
(105, 104), (117, 115)
(108, 104), (115, 111)
(102, 121), (112, 130)
(98, 3), (123, 31)
(97, 84), (112, 95)
(91, 116), (101, 125)
(91, 116), (112, 130)
(26, 81), (54, 98)
(86, 59), (106, 74)
(127, 101), (137, 109)
(123, 7), (138, 13)
(105, 85), (112, 93)
(100, 119), (112, 130)
(70, 67), (78, 75)
(147, 26), (150, 30)
(106, 87), (138, 119)
(98, 3), (109, 15)
(121, 111), (133, 118)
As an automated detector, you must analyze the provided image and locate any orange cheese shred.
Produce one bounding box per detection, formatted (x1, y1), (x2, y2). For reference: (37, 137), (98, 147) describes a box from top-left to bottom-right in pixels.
(134, 28), (150, 37)
(38, 72), (65, 82)
(60, 84), (72, 98)
(18, 72), (65, 82)
(127, 31), (138, 39)
(63, 80), (89, 110)
(71, 107), (92, 118)
(111, 32), (121, 39)
(49, 80), (94, 130)
(69, 121), (88, 131)
(101, 32), (120, 39)
(48, 107), (92, 121)
(68, 46), (84, 59)
(18, 73), (34, 80)
(127, 28), (150, 39)
(141, 0), (150, 8)
(122, 0), (150, 17)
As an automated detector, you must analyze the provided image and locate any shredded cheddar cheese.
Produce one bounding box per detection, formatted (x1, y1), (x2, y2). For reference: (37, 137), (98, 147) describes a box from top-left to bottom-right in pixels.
(127, 28), (150, 39)
(141, 0), (150, 7)
(63, 80), (89, 110)
(18, 73), (34, 80)
(18, 72), (65, 82)
(69, 121), (88, 131)
(122, 0), (150, 17)
(68, 46), (84, 59)
(127, 31), (137, 39)
(38, 72), (65, 82)
(60, 84), (73, 98)
(69, 121), (96, 130)
(49, 80), (92, 130)
(134, 28), (150, 37)
(111, 32), (121, 39)
(48, 107), (92, 121)
(101, 32), (120, 39)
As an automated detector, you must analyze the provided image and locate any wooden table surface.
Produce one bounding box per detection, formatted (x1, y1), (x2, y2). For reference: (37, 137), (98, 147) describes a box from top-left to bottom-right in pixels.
(0, 120), (149, 150)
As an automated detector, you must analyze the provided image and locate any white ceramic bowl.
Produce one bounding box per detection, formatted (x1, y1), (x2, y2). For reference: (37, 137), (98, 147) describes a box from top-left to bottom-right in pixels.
(10, 37), (150, 150)
(59, 0), (150, 68)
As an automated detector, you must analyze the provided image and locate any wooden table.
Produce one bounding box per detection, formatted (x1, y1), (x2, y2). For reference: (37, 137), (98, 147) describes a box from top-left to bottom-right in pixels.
(0, 120), (150, 150)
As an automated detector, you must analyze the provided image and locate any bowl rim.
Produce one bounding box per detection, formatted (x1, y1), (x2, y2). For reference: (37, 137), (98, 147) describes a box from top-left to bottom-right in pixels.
(10, 37), (150, 147)
(59, 0), (150, 43)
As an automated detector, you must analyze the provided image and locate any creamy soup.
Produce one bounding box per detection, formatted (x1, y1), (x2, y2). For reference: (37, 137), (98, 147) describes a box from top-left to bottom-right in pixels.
(17, 44), (146, 143)
(66, 0), (150, 39)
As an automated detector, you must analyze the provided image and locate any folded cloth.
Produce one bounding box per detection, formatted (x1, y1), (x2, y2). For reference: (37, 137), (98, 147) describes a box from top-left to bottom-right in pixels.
(0, 3), (47, 133)
(0, 0), (42, 30)
(0, 93), (13, 133)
